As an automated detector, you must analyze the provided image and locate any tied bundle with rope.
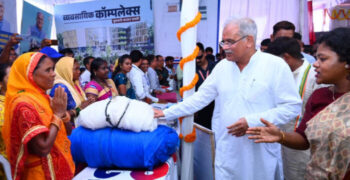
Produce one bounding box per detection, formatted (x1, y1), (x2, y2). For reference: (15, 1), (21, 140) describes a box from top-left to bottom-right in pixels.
(76, 96), (157, 132)
(69, 125), (179, 169)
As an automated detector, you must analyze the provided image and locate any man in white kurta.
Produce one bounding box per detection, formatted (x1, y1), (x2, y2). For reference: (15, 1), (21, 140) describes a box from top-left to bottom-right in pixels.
(155, 17), (302, 180)
(80, 56), (95, 88)
(128, 64), (147, 100)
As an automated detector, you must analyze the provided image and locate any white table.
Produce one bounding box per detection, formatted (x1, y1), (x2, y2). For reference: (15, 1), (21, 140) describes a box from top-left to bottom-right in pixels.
(73, 155), (178, 180)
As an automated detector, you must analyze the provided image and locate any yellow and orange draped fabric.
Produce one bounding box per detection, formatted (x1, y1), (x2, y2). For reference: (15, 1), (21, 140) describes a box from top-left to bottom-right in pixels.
(54, 57), (86, 108)
(2, 52), (74, 180)
(0, 95), (6, 158)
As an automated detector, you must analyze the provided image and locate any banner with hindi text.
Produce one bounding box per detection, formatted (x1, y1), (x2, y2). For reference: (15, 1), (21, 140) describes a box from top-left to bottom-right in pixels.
(54, 0), (154, 63)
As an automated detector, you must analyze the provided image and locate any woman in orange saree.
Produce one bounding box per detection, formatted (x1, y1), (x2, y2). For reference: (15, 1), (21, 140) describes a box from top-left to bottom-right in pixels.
(2, 52), (75, 180)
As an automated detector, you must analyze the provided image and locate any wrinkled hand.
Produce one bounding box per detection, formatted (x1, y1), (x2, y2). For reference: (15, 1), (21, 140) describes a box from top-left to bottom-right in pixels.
(50, 87), (67, 118)
(8, 33), (22, 46)
(153, 108), (164, 118)
(246, 118), (282, 143)
(227, 117), (249, 137)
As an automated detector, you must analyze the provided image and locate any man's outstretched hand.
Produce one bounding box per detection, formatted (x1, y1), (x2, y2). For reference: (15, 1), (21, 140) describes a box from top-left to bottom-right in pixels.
(153, 108), (165, 118)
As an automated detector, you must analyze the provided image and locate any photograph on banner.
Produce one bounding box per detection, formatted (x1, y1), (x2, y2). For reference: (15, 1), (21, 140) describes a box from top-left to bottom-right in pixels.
(20, 1), (52, 53)
(0, 0), (17, 50)
(55, 0), (154, 63)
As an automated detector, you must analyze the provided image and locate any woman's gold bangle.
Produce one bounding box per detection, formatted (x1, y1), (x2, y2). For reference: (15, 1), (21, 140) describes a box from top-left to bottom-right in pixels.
(279, 130), (285, 144)
(51, 115), (61, 130)
(61, 111), (71, 123)
(70, 109), (76, 117)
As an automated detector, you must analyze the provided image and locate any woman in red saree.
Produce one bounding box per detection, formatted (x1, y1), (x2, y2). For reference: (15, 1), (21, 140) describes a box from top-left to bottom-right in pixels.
(2, 52), (75, 179)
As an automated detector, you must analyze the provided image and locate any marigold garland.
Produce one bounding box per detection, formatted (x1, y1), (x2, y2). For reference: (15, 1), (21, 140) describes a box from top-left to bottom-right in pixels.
(179, 74), (199, 98)
(176, 12), (201, 143)
(184, 128), (196, 142)
(179, 117), (184, 124)
(325, 8), (350, 20)
(176, 12), (202, 41)
(179, 46), (199, 70)
(178, 118), (196, 143)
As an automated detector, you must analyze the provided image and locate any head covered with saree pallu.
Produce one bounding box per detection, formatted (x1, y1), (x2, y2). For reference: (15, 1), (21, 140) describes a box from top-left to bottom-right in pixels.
(305, 92), (350, 179)
(2, 52), (75, 180)
(53, 57), (86, 108)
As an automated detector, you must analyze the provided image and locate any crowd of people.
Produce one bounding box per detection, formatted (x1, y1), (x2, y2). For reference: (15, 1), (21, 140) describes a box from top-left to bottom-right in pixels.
(0, 34), (194, 179)
(0, 15), (348, 180)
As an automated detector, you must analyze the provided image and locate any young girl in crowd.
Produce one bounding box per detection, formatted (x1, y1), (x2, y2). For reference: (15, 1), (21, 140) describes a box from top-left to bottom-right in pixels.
(112, 54), (136, 99)
(85, 58), (118, 101)
(247, 27), (350, 180)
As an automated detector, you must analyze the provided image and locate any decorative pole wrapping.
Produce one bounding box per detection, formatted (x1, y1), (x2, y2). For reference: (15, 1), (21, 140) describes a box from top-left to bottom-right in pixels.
(176, 0), (201, 179)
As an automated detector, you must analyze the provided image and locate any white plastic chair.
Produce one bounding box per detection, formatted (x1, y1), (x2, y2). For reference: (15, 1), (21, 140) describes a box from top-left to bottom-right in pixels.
(0, 155), (12, 180)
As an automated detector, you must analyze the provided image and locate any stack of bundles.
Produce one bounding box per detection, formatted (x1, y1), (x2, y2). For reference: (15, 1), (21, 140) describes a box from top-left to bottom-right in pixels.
(76, 96), (157, 132)
(69, 125), (179, 170)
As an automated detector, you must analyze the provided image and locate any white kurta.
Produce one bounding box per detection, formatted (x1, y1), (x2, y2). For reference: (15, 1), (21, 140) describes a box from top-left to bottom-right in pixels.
(142, 72), (159, 102)
(282, 60), (321, 180)
(80, 70), (91, 88)
(293, 60), (319, 114)
(127, 64), (146, 100)
(163, 51), (302, 180)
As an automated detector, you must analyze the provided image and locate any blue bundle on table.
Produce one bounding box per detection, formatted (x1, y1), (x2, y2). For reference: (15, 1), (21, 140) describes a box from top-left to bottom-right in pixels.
(69, 125), (179, 170)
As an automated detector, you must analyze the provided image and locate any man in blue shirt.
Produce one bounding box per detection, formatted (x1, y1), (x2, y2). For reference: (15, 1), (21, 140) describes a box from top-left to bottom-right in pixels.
(0, 0), (10, 32)
(293, 32), (316, 64)
(30, 12), (46, 39)
(270, 21), (316, 64)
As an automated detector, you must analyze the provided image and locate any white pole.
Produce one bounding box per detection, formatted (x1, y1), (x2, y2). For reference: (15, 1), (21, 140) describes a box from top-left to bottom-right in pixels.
(179, 0), (199, 179)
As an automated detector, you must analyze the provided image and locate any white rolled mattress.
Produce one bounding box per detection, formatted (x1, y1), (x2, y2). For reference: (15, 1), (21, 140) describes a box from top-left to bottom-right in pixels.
(76, 96), (157, 132)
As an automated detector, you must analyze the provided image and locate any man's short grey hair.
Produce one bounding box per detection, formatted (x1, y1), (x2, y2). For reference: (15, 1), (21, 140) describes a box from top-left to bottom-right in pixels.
(224, 16), (257, 43)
